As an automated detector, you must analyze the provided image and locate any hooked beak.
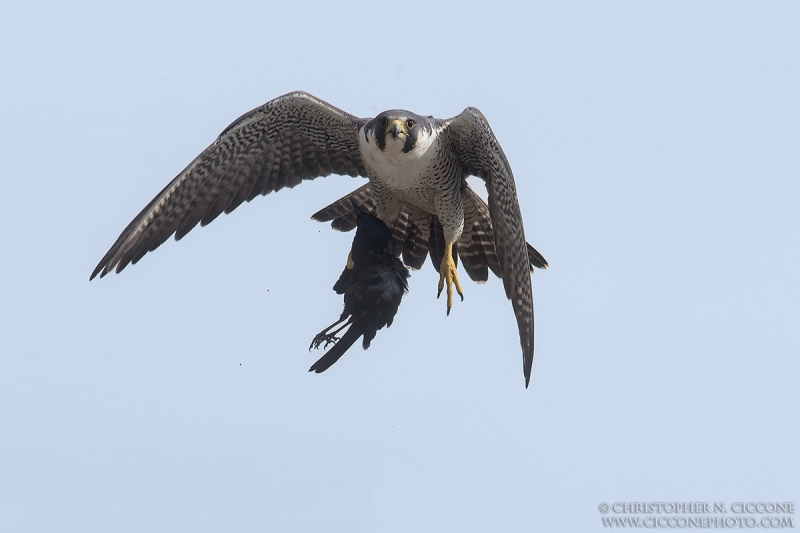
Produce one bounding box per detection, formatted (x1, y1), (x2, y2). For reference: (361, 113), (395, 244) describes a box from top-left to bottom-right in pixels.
(386, 119), (407, 139)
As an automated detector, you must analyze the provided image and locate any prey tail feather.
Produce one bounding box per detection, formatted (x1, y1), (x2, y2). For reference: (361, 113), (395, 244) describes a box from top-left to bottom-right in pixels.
(308, 322), (365, 374)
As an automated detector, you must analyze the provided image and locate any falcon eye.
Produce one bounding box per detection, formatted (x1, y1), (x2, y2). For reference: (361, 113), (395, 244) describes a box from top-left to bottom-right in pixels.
(406, 119), (415, 129)
(380, 118), (388, 128)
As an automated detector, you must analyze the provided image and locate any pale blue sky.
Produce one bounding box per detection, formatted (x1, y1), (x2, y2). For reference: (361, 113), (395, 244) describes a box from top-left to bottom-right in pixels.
(1, 1), (798, 531)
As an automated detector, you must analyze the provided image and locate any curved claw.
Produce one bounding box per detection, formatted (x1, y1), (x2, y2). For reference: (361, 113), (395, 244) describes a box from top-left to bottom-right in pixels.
(310, 332), (340, 351)
(436, 243), (464, 315)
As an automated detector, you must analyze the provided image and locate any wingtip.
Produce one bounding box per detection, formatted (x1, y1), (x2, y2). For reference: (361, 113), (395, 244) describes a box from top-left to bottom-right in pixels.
(89, 266), (103, 281)
(523, 348), (533, 389)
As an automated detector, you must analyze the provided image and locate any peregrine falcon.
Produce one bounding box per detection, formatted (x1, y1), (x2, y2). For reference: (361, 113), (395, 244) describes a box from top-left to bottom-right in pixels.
(90, 91), (548, 387)
(309, 209), (409, 373)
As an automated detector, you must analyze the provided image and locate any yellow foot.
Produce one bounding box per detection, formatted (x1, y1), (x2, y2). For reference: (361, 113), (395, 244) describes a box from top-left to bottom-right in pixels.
(437, 243), (464, 315)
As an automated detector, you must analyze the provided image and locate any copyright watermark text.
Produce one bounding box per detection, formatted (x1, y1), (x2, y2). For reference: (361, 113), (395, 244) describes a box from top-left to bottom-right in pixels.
(598, 502), (795, 528)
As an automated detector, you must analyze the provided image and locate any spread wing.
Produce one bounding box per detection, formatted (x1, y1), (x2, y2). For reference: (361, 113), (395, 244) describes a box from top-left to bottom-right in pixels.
(444, 108), (540, 387)
(90, 91), (368, 280)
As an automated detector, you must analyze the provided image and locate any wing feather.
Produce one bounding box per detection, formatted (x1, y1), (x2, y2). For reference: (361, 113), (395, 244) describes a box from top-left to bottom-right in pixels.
(445, 108), (542, 387)
(90, 92), (367, 280)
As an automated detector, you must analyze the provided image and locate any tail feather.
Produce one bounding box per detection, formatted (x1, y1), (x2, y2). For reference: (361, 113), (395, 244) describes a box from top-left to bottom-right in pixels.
(527, 243), (549, 270)
(308, 323), (365, 373)
(310, 184), (376, 231)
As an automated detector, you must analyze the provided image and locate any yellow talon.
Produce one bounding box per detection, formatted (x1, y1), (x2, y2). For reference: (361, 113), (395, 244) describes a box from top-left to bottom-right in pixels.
(437, 243), (464, 315)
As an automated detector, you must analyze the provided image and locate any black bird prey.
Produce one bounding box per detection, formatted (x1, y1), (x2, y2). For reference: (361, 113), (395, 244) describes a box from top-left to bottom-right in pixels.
(309, 210), (409, 373)
(90, 92), (548, 387)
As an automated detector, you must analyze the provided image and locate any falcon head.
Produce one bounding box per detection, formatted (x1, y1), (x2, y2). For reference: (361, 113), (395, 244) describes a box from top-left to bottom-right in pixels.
(364, 110), (432, 154)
